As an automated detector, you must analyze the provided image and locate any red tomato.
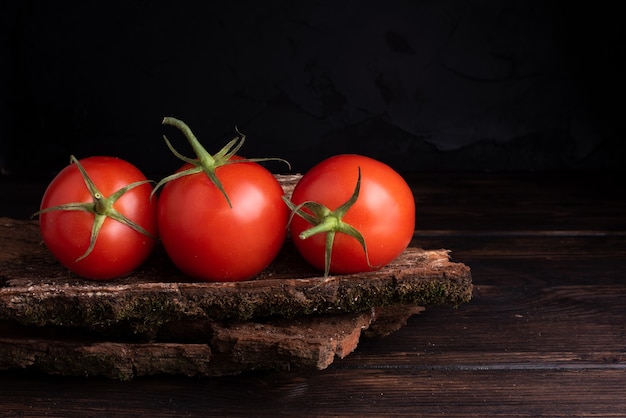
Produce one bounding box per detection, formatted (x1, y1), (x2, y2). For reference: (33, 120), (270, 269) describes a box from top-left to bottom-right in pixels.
(288, 154), (415, 275)
(38, 156), (158, 280)
(157, 160), (288, 282)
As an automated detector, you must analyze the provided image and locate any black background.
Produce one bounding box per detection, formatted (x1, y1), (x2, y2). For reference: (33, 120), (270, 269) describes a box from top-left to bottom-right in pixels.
(1, 0), (624, 179)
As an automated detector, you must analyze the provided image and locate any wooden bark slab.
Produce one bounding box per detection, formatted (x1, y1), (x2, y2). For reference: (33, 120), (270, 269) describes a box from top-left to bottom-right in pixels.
(0, 219), (471, 332)
(0, 175), (472, 378)
(0, 305), (424, 380)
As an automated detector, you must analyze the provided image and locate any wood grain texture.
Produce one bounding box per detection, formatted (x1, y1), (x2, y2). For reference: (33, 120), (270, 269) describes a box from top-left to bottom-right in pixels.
(0, 221), (471, 326)
(1, 171), (624, 416)
(0, 214), (468, 378)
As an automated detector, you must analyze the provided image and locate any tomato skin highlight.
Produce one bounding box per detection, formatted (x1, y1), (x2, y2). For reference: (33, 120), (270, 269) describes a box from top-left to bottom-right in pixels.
(38, 157), (158, 280)
(157, 160), (288, 282)
(289, 154), (415, 274)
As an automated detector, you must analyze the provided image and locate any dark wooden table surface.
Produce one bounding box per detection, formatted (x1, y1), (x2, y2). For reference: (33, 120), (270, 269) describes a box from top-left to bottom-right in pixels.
(1, 170), (624, 417)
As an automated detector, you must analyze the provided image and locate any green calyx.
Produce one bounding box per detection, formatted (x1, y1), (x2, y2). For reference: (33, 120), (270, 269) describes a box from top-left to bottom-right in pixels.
(33, 155), (155, 261)
(152, 117), (290, 207)
(283, 167), (373, 277)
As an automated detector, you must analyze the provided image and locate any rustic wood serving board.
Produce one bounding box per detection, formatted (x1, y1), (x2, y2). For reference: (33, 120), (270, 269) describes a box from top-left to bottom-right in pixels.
(0, 176), (472, 379)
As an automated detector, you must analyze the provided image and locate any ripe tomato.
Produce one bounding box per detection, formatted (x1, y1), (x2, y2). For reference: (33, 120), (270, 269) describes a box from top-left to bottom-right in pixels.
(157, 160), (288, 281)
(37, 156), (158, 280)
(155, 117), (289, 282)
(287, 154), (415, 275)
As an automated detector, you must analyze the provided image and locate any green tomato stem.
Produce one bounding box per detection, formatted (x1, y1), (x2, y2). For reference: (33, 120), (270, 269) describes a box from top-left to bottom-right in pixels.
(155, 117), (291, 209)
(162, 117), (216, 167)
(33, 156), (156, 262)
(77, 213), (107, 262)
(93, 193), (108, 215)
(298, 216), (340, 240)
(284, 167), (374, 276)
